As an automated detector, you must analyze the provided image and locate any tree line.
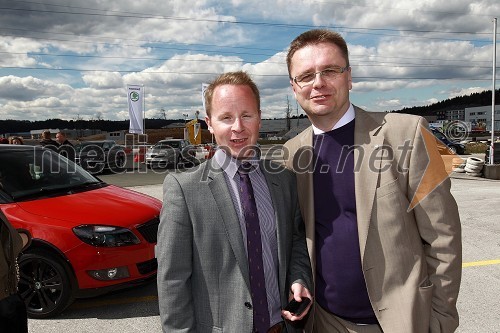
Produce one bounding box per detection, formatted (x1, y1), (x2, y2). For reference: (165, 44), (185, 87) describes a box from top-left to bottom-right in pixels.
(2, 89), (498, 135)
(391, 89), (499, 116)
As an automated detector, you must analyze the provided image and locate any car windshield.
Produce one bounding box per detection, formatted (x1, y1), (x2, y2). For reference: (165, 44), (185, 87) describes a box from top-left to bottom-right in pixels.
(432, 130), (447, 141)
(156, 142), (180, 149)
(0, 148), (102, 200)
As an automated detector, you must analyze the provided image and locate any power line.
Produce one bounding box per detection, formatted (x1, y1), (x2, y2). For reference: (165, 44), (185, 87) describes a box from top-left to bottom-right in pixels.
(0, 51), (494, 68)
(0, 3), (494, 37)
(0, 26), (282, 54)
(0, 1), (496, 83)
(0, 66), (493, 81)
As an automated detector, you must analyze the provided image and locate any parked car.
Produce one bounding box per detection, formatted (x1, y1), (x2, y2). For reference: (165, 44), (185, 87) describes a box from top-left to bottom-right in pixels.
(431, 128), (465, 155)
(144, 139), (190, 168)
(0, 145), (162, 318)
(74, 140), (126, 174)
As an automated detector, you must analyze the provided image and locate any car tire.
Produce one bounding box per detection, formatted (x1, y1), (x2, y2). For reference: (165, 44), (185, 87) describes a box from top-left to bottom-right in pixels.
(118, 155), (125, 167)
(464, 165), (482, 173)
(18, 249), (75, 319)
(466, 157), (485, 166)
(113, 154), (126, 172)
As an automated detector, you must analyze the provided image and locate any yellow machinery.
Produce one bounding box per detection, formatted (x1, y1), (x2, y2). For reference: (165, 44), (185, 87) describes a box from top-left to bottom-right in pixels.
(184, 118), (201, 145)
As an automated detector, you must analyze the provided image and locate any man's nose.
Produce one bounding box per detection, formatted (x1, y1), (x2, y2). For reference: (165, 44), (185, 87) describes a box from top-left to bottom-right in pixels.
(232, 117), (243, 131)
(312, 72), (326, 88)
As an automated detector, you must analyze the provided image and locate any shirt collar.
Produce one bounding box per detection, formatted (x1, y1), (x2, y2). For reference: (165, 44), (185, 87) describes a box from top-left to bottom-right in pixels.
(213, 149), (260, 179)
(312, 103), (355, 135)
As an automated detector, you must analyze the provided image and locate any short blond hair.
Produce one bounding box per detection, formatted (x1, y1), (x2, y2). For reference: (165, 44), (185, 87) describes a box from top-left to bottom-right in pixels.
(204, 71), (260, 118)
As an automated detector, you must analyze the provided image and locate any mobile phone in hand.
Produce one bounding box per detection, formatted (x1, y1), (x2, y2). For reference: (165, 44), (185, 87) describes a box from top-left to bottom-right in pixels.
(283, 297), (311, 316)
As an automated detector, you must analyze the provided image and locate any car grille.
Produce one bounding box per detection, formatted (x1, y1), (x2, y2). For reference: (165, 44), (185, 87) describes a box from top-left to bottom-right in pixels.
(137, 258), (157, 275)
(136, 217), (160, 243)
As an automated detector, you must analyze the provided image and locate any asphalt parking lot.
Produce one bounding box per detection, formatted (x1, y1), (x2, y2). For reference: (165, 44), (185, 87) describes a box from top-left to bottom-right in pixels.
(28, 163), (500, 333)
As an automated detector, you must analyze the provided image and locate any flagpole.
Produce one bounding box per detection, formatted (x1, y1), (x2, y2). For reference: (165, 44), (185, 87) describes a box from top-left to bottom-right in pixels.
(143, 84), (146, 136)
(490, 18), (497, 165)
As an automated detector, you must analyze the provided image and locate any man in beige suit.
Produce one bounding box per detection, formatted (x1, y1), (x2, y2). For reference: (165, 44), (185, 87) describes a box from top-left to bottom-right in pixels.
(283, 29), (462, 333)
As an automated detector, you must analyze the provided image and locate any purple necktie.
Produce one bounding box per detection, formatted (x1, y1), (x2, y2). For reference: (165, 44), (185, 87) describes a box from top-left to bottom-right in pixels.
(238, 162), (270, 333)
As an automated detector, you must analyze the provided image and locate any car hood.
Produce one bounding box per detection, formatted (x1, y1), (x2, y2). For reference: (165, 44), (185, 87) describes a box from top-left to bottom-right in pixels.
(149, 147), (175, 153)
(12, 185), (161, 228)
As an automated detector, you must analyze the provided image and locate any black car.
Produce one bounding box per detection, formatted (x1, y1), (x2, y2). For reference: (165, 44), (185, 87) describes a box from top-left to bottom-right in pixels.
(74, 140), (126, 174)
(431, 128), (465, 155)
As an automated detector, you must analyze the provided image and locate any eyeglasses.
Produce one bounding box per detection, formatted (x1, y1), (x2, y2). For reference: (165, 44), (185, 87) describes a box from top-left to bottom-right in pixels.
(293, 66), (350, 88)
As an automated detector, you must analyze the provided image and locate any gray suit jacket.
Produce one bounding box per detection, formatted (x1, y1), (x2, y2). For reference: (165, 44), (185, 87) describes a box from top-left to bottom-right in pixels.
(283, 107), (462, 333)
(157, 158), (312, 332)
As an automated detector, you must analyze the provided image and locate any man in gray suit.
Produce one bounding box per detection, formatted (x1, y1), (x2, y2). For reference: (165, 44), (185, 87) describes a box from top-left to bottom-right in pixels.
(157, 71), (313, 333)
(283, 29), (461, 333)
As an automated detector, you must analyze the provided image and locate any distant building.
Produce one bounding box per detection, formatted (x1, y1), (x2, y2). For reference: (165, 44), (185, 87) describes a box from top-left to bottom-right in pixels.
(446, 109), (465, 121)
(164, 122), (185, 129)
(108, 131), (149, 146)
(30, 129), (60, 139)
(106, 130), (127, 144)
(260, 118), (311, 139)
(465, 105), (500, 132)
(436, 110), (446, 121)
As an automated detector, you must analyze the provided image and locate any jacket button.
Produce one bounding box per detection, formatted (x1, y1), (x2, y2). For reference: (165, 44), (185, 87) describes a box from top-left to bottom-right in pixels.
(244, 302), (252, 309)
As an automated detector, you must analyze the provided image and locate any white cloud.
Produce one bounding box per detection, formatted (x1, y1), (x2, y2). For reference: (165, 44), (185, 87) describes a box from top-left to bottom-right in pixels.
(448, 87), (490, 98)
(82, 72), (124, 89)
(0, 0), (498, 121)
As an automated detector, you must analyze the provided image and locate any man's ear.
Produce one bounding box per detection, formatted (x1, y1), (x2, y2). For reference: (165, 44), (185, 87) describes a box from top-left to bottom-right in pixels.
(290, 79), (299, 99)
(205, 116), (214, 133)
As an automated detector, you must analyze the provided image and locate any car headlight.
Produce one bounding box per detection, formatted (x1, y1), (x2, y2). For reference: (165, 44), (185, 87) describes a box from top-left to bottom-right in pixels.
(73, 225), (140, 247)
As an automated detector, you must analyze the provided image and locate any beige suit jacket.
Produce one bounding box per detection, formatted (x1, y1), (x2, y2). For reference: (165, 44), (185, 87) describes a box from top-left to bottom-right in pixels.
(283, 106), (461, 333)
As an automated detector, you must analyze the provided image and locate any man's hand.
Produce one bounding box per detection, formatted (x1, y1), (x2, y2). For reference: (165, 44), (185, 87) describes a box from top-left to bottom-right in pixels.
(281, 282), (313, 321)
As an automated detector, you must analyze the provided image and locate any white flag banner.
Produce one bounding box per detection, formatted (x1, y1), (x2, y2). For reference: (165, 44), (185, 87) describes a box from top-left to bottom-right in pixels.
(201, 83), (209, 116)
(194, 123), (200, 139)
(127, 84), (144, 134)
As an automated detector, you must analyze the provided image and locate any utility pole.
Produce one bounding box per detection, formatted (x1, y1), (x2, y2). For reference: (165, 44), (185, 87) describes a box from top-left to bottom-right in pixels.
(160, 108), (167, 120)
(286, 96), (291, 131)
(296, 100), (300, 127)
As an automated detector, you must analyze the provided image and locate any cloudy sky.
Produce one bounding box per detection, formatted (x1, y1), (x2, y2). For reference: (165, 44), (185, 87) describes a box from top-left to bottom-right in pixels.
(0, 0), (498, 121)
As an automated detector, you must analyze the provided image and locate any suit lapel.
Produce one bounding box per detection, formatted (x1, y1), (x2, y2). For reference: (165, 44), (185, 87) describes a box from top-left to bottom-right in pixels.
(206, 159), (250, 289)
(354, 107), (385, 260)
(260, 160), (287, 297)
(288, 127), (317, 277)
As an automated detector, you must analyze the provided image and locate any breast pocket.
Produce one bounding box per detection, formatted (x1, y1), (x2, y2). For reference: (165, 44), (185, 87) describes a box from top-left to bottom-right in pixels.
(375, 178), (401, 199)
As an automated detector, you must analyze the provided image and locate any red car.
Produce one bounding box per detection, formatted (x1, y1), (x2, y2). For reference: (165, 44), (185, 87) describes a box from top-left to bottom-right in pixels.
(0, 144), (162, 318)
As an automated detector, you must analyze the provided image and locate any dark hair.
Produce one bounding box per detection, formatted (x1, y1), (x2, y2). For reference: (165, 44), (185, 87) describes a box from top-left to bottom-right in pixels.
(41, 130), (51, 139)
(286, 29), (350, 78)
(204, 71), (260, 118)
(9, 136), (24, 144)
